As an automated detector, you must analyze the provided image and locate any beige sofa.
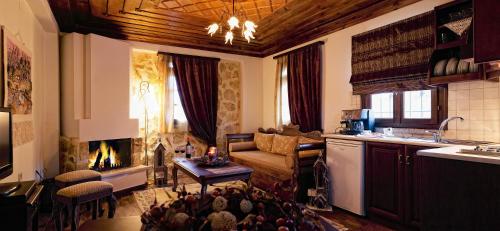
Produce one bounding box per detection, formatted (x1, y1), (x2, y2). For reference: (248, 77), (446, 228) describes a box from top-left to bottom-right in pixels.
(226, 132), (325, 202)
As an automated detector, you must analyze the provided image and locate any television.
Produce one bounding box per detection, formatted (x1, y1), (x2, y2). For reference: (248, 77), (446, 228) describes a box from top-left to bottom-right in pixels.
(0, 108), (13, 180)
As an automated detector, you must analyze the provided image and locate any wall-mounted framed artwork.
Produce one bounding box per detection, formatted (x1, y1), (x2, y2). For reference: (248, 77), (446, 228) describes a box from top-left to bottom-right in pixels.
(0, 26), (4, 107)
(1, 26), (32, 114)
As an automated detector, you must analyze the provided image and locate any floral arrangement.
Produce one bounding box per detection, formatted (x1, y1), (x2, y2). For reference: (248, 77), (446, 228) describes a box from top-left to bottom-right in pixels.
(141, 184), (326, 231)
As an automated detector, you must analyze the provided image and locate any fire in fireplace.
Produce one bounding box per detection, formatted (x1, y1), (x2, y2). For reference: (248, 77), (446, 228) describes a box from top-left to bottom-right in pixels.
(88, 138), (132, 171)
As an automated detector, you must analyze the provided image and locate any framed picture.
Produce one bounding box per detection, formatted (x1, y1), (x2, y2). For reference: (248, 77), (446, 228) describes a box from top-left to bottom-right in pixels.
(2, 26), (32, 114)
(0, 26), (3, 106)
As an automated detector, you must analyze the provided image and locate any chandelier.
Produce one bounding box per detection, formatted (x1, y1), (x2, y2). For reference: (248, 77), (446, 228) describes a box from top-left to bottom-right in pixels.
(206, 0), (257, 45)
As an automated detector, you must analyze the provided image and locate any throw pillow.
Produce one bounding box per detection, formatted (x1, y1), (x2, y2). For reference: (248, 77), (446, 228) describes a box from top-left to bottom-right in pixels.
(272, 134), (298, 156)
(281, 124), (301, 136)
(254, 133), (274, 152)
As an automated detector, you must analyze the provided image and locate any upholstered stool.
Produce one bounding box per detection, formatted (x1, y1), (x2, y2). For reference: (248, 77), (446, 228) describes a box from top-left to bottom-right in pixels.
(55, 181), (116, 231)
(55, 170), (102, 188)
(54, 170), (103, 226)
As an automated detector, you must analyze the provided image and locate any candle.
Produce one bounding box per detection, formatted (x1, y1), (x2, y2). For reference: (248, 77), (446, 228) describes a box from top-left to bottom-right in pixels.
(208, 147), (217, 160)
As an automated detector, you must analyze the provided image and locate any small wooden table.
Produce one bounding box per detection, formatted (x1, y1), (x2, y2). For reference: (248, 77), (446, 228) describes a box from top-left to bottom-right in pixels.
(172, 158), (253, 196)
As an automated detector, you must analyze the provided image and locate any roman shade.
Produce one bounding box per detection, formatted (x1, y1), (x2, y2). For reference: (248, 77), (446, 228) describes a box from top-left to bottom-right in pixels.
(350, 11), (434, 95)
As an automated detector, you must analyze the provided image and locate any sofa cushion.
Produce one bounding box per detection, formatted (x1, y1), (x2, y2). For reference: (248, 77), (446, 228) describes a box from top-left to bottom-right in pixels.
(229, 141), (257, 152)
(298, 136), (323, 144)
(254, 133), (274, 152)
(272, 134), (298, 156)
(230, 151), (293, 177)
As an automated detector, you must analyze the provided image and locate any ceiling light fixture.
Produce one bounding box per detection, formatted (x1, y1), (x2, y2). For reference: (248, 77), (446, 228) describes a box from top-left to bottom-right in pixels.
(206, 0), (257, 45)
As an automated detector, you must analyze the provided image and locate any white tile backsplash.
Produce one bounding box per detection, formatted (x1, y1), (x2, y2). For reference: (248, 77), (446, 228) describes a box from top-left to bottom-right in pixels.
(447, 80), (500, 142)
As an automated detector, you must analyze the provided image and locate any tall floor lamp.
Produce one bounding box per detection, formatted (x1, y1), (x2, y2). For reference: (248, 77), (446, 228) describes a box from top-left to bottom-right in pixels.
(139, 81), (150, 167)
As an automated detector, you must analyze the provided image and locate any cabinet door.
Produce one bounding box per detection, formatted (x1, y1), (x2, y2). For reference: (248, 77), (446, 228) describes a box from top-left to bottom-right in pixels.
(365, 142), (405, 222)
(474, 0), (500, 63)
(404, 145), (427, 228)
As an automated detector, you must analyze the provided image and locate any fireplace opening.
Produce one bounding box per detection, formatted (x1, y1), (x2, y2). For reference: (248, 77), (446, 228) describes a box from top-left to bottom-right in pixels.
(88, 138), (132, 171)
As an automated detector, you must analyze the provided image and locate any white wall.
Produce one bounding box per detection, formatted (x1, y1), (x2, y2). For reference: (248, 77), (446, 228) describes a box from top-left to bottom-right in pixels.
(61, 34), (140, 142)
(262, 0), (452, 133)
(0, 0), (60, 182)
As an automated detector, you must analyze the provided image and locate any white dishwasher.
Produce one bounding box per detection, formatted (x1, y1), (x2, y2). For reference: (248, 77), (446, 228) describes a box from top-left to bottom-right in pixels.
(326, 138), (365, 216)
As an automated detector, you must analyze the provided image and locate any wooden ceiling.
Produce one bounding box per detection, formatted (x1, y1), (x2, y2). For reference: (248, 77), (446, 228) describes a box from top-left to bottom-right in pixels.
(49, 0), (421, 57)
(158, 0), (287, 23)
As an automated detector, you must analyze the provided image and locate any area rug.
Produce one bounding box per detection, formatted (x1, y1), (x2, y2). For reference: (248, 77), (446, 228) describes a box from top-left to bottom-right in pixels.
(133, 181), (247, 212)
(133, 181), (348, 231)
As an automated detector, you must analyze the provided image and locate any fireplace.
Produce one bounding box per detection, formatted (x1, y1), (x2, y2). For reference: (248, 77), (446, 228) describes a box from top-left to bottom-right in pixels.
(88, 138), (132, 171)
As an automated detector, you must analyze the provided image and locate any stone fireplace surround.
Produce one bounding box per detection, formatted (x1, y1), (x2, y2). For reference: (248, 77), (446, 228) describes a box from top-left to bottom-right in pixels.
(60, 136), (149, 192)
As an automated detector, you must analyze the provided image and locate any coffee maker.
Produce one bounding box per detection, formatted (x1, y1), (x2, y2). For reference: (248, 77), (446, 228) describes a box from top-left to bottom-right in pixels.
(339, 109), (375, 135)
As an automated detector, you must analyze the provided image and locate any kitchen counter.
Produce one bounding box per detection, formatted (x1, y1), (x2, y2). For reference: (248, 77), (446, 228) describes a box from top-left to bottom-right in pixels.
(322, 133), (452, 148)
(417, 146), (500, 165)
(323, 133), (500, 165)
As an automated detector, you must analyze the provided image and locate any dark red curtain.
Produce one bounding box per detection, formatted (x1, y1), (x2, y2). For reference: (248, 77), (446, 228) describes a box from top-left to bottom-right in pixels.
(287, 43), (322, 132)
(172, 54), (219, 146)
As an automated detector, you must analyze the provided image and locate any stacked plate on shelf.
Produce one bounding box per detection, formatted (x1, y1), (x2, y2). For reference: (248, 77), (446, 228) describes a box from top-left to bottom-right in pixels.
(433, 57), (479, 76)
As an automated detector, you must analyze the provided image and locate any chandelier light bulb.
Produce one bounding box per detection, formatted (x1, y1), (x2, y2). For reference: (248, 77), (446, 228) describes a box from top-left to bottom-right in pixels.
(225, 31), (234, 45)
(227, 16), (240, 30)
(243, 30), (255, 43)
(206, 23), (219, 36)
(244, 20), (257, 33)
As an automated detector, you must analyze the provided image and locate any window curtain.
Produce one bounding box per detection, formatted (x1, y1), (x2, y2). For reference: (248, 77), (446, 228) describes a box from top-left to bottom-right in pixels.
(350, 11), (434, 95)
(287, 42), (323, 132)
(157, 54), (189, 133)
(274, 56), (289, 128)
(171, 54), (219, 146)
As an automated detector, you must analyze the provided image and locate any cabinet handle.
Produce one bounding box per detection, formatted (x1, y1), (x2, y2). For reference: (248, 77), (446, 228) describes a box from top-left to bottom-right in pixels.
(398, 154), (403, 164)
(405, 155), (411, 166)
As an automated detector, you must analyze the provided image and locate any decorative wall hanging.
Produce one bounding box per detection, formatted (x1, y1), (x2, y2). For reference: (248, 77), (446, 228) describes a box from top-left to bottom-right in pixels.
(349, 11), (434, 95)
(2, 26), (32, 114)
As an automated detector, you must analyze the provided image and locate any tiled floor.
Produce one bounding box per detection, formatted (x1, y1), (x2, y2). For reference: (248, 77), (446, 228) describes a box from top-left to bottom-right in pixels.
(39, 183), (393, 231)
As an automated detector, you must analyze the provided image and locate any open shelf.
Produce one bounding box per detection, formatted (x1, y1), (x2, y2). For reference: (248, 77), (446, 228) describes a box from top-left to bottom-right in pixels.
(436, 39), (468, 50)
(429, 72), (483, 85)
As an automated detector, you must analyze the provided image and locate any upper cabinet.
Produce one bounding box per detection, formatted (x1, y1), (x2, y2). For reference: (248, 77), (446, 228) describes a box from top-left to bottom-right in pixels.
(473, 0), (500, 63)
(428, 0), (500, 85)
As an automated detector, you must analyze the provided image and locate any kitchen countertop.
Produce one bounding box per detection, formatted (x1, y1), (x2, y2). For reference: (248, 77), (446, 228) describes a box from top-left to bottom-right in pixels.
(417, 146), (500, 165)
(323, 133), (500, 165)
(322, 133), (453, 148)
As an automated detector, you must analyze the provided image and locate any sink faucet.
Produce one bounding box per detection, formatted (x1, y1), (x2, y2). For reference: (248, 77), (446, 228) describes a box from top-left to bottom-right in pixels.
(429, 116), (464, 142)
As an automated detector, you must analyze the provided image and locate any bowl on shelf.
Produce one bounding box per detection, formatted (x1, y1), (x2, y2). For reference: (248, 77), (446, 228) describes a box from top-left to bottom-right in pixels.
(469, 62), (480, 72)
(445, 57), (459, 75)
(457, 59), (470, 74)
(434, 59), (448, 76)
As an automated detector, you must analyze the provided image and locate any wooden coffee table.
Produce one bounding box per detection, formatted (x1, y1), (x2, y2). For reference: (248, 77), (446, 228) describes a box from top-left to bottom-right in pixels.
(172, 158), (253, 196)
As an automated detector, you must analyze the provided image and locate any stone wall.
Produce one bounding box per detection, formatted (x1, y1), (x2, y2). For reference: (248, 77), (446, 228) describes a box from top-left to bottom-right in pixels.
(217, 60), (241, 151)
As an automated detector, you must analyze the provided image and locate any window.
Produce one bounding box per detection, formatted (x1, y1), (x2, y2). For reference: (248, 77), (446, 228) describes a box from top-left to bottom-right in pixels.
(371, 93), (394, 119)
(167, 62), (188, 132)
(280, 67), (291, 125)
(363, 88), (447, 129)
(275, 56), (290, 128)
(404, 90), (432, 119)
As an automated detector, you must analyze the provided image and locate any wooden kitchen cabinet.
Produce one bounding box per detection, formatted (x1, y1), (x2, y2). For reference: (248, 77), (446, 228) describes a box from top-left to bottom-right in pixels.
(404, 145), (427, 228)
(365, 142), (405, 222)
(366, 142), (429, 228)
(473, 0), (500, 63)
(420, 156), (500, 230)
